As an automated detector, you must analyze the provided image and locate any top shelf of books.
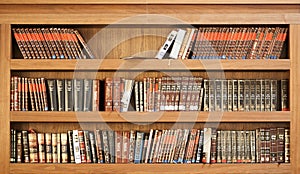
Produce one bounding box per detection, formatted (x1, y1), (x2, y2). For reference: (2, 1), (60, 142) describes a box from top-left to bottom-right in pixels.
(1, 0), (300, 4)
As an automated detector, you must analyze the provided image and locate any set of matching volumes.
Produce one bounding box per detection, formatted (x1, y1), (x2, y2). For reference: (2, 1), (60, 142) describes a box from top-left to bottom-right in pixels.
(10, 127), (290, 164)
(10, 77), (100, 111)
(105, 77), (289, 112)
(155, 27), (288, 60)
(12, 27), (94, 59)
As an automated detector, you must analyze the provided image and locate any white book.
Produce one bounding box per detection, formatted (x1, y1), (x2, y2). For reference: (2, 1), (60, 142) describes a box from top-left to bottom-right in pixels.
(155, 30), (178, 59)
(203, 127), (212, 164)
(169, 29), (187, 59)
(72, 130), (81, 164)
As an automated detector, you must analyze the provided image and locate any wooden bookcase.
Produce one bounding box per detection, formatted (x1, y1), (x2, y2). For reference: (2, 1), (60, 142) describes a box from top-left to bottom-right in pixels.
(0, 1), (300, 174)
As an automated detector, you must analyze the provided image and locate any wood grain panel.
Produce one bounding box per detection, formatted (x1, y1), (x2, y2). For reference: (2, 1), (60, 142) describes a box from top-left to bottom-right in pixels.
(10, 111), (291, 123)
(1, 0), (300, 4)
(0, 24), (11, 174)
(0, 5), (299, 24)
(9, 163), (291, 174)
(289, 24), (300, 174)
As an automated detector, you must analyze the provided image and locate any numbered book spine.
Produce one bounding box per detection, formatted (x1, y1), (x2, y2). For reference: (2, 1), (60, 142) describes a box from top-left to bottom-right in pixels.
(60, 133), (69, 163)
(45, 133), (52, 163)
(28, 132), (38, 163)
(72, 130), (81, 164)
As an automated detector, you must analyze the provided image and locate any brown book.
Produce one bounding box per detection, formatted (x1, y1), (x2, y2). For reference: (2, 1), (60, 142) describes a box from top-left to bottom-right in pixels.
(48, 28), (65, 59)
(112, 77), (121, 112)
(115, 131), (122, 163)
(73, 29), (95, 59)
(210, 129), (217, 163)
(92, 79), (100, 111)
(31, 28), (48, 59)
(105, 77), (113, 111)
(270, 128), (277, 163)
(78, 130), (87, 163)
(24, 28), (40, 59)
(277, 127), (285, 163)
(122, 131), (130, 163)
(59, 28), (76, 59)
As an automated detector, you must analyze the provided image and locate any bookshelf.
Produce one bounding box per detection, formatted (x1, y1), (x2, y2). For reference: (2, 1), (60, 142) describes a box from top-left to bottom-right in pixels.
(0, 1), (300, 174)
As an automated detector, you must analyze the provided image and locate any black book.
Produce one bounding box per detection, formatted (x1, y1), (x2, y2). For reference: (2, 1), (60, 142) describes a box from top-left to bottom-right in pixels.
(64, 79), (74, 111)
(74, 79), (84, 111)
(56, 79), (65, 111)
(10, 129), (17, 163)
(83, 79), (93, 111)
(47, 79), (58, 111)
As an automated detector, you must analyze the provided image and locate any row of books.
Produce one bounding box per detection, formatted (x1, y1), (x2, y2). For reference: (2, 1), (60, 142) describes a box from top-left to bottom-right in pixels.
(105, 77), (289, 112)
(155, 27), (288, 60)
(11, 76), (289, 112)
(10, 128), (290, 164)
(13, 27), (94, 59)
(10, 77), (100, 111)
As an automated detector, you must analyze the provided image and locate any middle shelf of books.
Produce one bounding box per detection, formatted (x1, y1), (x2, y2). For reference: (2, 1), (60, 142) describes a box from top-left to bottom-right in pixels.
(8, 23), (292, 173)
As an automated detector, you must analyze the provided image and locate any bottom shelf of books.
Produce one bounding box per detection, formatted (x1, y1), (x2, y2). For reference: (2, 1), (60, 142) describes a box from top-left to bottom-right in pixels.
(10, 126), (290, 174)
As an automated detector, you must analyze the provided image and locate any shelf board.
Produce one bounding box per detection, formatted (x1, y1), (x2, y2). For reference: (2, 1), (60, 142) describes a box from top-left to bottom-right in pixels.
(10, 111), (290, 123)
(10, 163), (291, 174)
(2, 0), (300, 5)
(10, 59), (291, 71)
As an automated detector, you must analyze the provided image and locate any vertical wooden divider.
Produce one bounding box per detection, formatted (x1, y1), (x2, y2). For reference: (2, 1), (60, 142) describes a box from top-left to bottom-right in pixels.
(290, 24), (300, 174)
(0, 24), (11, 174)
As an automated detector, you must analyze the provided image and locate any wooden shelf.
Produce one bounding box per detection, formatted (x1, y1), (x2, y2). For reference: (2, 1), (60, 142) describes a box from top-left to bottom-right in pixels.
(9, 163), (291, 174)
(10, 111), (290, 123)
(10, 59), (291, 71)
(2, 0), (299, 5)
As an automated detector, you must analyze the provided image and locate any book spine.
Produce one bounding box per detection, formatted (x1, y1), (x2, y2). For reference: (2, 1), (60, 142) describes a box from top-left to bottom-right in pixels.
(94, 130), (104, 163)
(12, 28), (29, 59)
(92, 80), (100, 111)
(270, 128), (277, 163)
(67, 130), (75, 163)
(72, 130), (81, 164)
(105, 78), (113, 111)
(51, 133), (58, 163)
(28, 132), (38, 163)
(107, 130), (115, 163)
(83, 130), (92, 163)
(37, 133), (45, 163)
(83, 79), (92, 112)
(284, 129), (290, 163)
(128, 130), (135, 163)
(276, 128), (284, 163)
(45, 133), (52, 163)
(64, 79), (74, 111)
(56, 79), (65, 111)
(60, 133), (69, 163)
(134, 132), (145, 163)
(202, 128), (212, 164)
(74, 79), (84, 111)
(47, 79), (58, 111)
(73, 29), (95, 59)
(16, 131), (23, 163)
(281, 79), (289, 111)
(115, 131), (122, 163)
(155, 29), (178, 59)
(10, 129), (17, 163)
(78, 130), (87, 163)
(57, 133), (61, 163)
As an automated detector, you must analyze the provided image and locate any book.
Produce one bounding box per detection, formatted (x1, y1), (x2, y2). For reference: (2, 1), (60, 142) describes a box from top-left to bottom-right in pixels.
(74, 79), (84, 111)
(47, 79), (58, 111)
(28, 131), (38, 163)
(60, 133), (69, 163)
(72, 130), (81, 164)
(155, 29), (178, 59)
(202, 128), (212, 164)
(169, 29), (187, 59)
